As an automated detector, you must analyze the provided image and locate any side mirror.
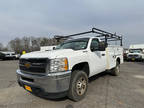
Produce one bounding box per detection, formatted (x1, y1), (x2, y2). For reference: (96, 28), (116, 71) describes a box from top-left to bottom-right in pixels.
(91, 46), (97, 52)
(98, 42), (106, 51)
(53, 47), (56, 50)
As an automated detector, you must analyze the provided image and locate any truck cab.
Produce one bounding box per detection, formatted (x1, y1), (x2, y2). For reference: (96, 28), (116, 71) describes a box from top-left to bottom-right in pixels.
(16, 28), (123, 101)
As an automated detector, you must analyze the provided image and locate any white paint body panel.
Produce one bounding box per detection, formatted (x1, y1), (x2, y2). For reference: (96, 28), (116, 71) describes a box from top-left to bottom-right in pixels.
(106, 46), (123, 70)
(20, 37), (123, 78)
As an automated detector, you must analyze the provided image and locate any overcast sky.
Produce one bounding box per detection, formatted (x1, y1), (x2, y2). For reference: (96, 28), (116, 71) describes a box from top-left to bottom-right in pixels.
(0, 0), (144, 47)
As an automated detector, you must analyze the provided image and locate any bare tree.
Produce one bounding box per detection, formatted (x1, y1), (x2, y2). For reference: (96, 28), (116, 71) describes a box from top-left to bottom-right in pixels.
(8, 38), (22, 53)
(40, 37), (59, 46)
(22, 37), (31, 52)
(40, 38), (50, 46)
(7, 36), (61, 53)
(31, 37), (40, 51)
(0, 43), (3, 51)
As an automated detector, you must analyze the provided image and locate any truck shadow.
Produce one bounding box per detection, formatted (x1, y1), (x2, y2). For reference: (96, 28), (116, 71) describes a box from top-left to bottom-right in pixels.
(32, 93), (68, 102)
(89, 71), (108, 83)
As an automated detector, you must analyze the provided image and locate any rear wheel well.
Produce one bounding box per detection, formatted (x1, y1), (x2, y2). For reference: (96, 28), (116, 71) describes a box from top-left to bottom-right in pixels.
(117, 57), (120, 64)
(72, 62), (90, 77)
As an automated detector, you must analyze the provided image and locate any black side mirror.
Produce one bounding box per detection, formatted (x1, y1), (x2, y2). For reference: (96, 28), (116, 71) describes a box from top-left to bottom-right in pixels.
(98, 42), (106, 51)
(53, 47), (56, 50)
(91, 47), (96, 52)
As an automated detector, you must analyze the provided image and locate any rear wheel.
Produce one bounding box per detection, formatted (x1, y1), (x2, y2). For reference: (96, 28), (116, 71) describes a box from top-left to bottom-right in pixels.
(68, 70), (88, 102)
(110, 61), (120, 76)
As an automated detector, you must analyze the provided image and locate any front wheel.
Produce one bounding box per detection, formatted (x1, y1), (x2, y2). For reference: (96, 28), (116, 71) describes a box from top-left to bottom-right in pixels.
(68, 70), (88, 102)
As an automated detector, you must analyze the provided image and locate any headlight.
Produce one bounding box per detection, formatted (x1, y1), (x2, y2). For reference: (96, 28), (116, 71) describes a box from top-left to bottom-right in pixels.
(50, 58), (68, 73)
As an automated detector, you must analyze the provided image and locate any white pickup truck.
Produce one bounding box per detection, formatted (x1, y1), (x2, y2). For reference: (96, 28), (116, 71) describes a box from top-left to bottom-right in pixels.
(127, 44), (144, 61)
(16, 28), (123, 101)
(0, 51), (18, 60)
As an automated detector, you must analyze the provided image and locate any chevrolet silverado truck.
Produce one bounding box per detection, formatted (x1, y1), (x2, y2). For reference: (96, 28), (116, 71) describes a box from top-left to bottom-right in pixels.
(16, 28), (123, 101)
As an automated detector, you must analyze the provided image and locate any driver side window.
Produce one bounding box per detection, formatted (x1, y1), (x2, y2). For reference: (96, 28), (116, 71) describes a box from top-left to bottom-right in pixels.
(90, 39), (99, 51)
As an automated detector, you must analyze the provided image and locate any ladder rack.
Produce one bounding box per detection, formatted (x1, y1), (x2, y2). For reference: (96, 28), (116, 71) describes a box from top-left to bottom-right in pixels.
(54, 28), (123, 46)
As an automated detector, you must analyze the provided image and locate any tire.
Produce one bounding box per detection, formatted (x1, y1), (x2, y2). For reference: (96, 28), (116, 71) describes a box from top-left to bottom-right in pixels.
(2, 58), (6, 61)
(110, 61), (120, 76)
(13, 57), (16, 60)
(68, 70), (88, 102)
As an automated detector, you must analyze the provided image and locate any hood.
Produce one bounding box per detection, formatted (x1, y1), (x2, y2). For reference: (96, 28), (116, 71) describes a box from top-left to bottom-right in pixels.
(20, 49), (75, 59)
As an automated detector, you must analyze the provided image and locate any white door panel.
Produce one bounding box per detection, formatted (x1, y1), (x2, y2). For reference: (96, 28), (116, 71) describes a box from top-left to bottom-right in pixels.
(88, 38), (106, 77)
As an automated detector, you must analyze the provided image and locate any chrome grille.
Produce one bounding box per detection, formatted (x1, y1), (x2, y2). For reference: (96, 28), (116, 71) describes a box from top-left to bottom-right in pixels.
(19, 58), (49, 74)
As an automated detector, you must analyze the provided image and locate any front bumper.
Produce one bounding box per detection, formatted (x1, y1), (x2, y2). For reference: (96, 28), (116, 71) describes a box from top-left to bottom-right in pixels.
(16, 70), (71, 98)
(127, 57), (142, 61)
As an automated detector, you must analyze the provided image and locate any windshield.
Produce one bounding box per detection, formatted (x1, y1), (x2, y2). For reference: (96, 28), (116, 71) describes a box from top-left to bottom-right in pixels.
(129, 49), (142, 53)
(55, 38), (89, 50)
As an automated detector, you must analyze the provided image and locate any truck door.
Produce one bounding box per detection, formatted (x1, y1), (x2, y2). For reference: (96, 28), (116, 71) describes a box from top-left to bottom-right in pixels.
(88, 38), (106, 76)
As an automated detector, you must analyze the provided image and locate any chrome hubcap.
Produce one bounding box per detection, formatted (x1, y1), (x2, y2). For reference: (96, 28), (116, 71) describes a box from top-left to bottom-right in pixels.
(76, 77), (86, 96)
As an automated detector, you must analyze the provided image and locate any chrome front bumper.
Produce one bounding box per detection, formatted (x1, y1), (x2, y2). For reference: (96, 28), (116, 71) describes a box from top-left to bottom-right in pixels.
(16, 70), (71, 94)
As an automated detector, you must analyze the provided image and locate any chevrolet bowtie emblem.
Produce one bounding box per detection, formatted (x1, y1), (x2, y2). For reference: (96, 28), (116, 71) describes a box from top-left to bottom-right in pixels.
(25, 63), (31, 68)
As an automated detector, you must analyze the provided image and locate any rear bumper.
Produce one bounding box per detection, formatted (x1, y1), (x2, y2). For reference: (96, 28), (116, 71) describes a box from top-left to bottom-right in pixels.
(16, 70), (71, 98)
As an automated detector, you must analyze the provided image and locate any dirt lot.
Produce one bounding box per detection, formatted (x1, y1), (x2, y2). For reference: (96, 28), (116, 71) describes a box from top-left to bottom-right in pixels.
(0, 60), (144, 108)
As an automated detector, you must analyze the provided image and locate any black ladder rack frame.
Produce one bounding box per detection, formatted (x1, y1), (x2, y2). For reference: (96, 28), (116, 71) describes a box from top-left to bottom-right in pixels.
(54, 28), (123, 46)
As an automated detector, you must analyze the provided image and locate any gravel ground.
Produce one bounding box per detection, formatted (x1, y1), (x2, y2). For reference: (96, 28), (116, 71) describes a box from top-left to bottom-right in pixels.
(0, 60), (144, 108)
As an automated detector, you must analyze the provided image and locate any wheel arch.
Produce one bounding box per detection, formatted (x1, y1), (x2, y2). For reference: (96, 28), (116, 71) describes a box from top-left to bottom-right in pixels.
(116, 57), (121, 64)
(71, 62), (90, 77)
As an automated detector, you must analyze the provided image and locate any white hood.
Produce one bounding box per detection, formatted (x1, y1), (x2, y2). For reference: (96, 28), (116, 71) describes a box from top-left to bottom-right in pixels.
(21, 49), (75, 59)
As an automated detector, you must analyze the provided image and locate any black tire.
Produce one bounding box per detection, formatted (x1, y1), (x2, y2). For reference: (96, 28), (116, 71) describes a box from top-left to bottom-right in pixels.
(2, 58), (6, 61)
(13, 57), (16, 60)
(68, 70), (88, 102)
(110, 61), (120, 76)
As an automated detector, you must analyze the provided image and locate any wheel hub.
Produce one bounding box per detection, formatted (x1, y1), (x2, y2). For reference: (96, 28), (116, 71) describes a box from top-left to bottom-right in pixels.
(76, 77), (86, 96)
